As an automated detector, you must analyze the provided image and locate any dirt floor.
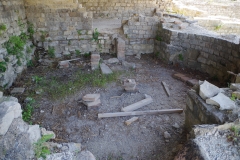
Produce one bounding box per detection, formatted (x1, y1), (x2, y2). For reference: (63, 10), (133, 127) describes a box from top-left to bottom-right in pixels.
(8, 53), (208, 160)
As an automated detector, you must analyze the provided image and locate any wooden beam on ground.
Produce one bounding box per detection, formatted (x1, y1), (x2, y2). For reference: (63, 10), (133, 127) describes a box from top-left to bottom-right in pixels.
(121, 94), (153, 112)
(162, 81), (170, 97)
(125, 117), (139, 126)
(98, 109), (183, 118)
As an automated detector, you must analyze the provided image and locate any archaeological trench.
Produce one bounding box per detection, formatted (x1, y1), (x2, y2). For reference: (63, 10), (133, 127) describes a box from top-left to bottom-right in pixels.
(0, 0), (240, 159)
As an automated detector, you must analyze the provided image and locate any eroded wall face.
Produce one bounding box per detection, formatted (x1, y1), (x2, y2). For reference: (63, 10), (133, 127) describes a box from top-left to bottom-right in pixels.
(0, 0), (34, 88)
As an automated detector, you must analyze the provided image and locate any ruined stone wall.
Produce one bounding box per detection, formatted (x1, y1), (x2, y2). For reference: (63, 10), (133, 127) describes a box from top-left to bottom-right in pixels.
(155, 24), (240, 80)
(0, 0), (34, 88)
(78, 0), (172, 18)
(123, 15), (161, 55)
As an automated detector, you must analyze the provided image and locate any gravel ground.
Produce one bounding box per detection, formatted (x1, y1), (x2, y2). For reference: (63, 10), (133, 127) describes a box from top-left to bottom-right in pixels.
(11, 54), (191, 160)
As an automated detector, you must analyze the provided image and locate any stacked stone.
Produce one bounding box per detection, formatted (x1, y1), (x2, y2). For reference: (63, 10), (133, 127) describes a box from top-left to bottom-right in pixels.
(123, 79), (137, 91)
(91, 53), (100, 70)
(82, 94), (101, 109)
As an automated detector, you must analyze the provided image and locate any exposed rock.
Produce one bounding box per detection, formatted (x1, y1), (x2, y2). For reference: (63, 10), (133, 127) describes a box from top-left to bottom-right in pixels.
(0, 101), (22, 135)
(10, 87), (25, 94)
(63, 51), (71, 55)
(199, 80), (221, 100)
(27, 125), (41, 143)
(123, 79), (136, 91)
(163, 131), (171, 139)
(206, 93), (237, 110)
(0, 91), (3, 98)
(230, 83), (240, 91)
(41, 128), (56, 139)
(66, 143), (81, 152)
(122, 61), (136, 69)
(172, 123), (180, 129)
(39, 151), (74, 160)
(59, 61), (70, 68)
(100, 63), (113, 74)
(232, 91), (240, 99)
(76, 150), (96, 160)
(107, 58), (119, 64)
(236, 74), (240, 83)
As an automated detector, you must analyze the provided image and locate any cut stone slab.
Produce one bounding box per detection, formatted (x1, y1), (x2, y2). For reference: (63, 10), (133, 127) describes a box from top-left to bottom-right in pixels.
(232, 91), (240, 99)
(199, 80), (221, 100)
(0, 101), (22, 135)
(83, 99), (101, 108)
(230, 83), (240, 91)
(107, 58), (119, 64)
(82, 94), (100, 102)
(122, 94), (153, 112)
(187, 79), (199, 87)
(125, 117), (139, 126)
(10, 88), (25, 94)
(206, 93), (237, 110)
(100, 63), (113, 74)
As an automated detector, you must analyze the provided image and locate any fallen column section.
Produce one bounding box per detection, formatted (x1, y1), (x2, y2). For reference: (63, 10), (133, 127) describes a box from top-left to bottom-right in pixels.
(98, 109), (183, 118)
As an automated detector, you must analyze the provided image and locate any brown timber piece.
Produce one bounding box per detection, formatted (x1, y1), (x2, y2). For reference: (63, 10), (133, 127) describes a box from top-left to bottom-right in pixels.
(162, 81), (170, 97)
(98, 109), (183, 118)
(121, 94), (153, 112)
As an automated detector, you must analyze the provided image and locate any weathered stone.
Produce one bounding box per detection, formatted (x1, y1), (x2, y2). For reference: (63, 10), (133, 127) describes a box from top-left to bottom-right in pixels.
(187, 79), (199, 87)
(107, 58), (119, 64)
(230, 83), (240, 91)
(236, 74), (240, 83)
(10, 88), (25, 94)
(76, 151), (96, 160)
(0, 91), (3, 98)
(67, 143), (81, 153)
(40, 152), (74, 160)
(59, 61), (70, 68)
(117, 38), (125, 61)
(206, 93), (237, 110)
(232, 91), (240, 99)
(122, 61), (136, 69)
(83, 99), (101, 107)
(0, 101), (22, 135)
(82, 94), (100, 102)
(41, 128), (56, 139)
(27, 125), (41, 143)
(163, 131), (171, 139)
(199, 80), (221, 100)
(100, 63), (113, 74)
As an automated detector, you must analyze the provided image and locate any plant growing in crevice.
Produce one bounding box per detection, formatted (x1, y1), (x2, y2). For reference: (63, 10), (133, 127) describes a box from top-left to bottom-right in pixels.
(0, 24), (7, 36)
(178, 54), (184, 61)
(0, 61), (7, 72)
(22, 97), (35, 123)
(27, 21), (35, 40)
(155, 35), (162, 41)
(32, 76), (43, 84)
(48, 46), (55, 58)
(214, 24), (223, 31)
(92, 28), (99, 42)
(227, 125), (240, 145)
(75, 50), (81, 56)
(34, 134), (53, 159)
(39, 31), (49, 46)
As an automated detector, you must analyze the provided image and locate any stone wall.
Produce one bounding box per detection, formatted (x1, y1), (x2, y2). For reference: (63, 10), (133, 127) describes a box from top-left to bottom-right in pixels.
(123, 15), (161, 55)
(155, 18), (240, 80)
(0, 0), (34, 88)
(78, 0), (172, 18)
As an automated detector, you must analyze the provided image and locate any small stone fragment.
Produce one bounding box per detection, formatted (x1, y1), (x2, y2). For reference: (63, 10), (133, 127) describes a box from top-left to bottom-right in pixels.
(83, 99), (101, 107)
(125, 117), (139, 126)
(164, 131), (171, 139)
(172, 123), (180, 129)
(100, 63), (113, 74)
(41, 128), (56, 139)
(107, 58), (119, 64)
(230, 83), (240, 91)
(59, 61), (70, 68)
(82, 94), (100, 102)
(10, 88), (25, 94)
(122, 61), (136, 69)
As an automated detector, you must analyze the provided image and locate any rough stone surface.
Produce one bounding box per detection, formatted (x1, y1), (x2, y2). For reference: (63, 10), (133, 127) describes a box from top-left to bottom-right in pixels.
(230, 83), (240, 91)
(199, 80), (221, 100)
(82, 94), (100, 102)
(122, 61), (136, 69)
(76, 150), (96, 160)
(28, 125), (41, 143)
(107, 58), (119, 64)
(0, 101), (22, 135)
(41, 128), (56, 139)
(163, 131), (171, 139)
(100, 63), (113, 74)
(206, 93), (237, 110)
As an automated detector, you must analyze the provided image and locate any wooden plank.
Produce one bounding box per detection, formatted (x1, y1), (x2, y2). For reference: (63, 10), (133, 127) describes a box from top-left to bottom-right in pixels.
(121, 94), (153, 112)
(125, 117), (139, 126)
(162, 81), (170, 97)
(98, 109), (183, 118)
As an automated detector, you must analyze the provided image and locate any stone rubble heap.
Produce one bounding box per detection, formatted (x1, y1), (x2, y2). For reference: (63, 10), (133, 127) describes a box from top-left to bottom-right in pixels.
(0, 91), (96, 160)
(199, 80), (238, 110)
